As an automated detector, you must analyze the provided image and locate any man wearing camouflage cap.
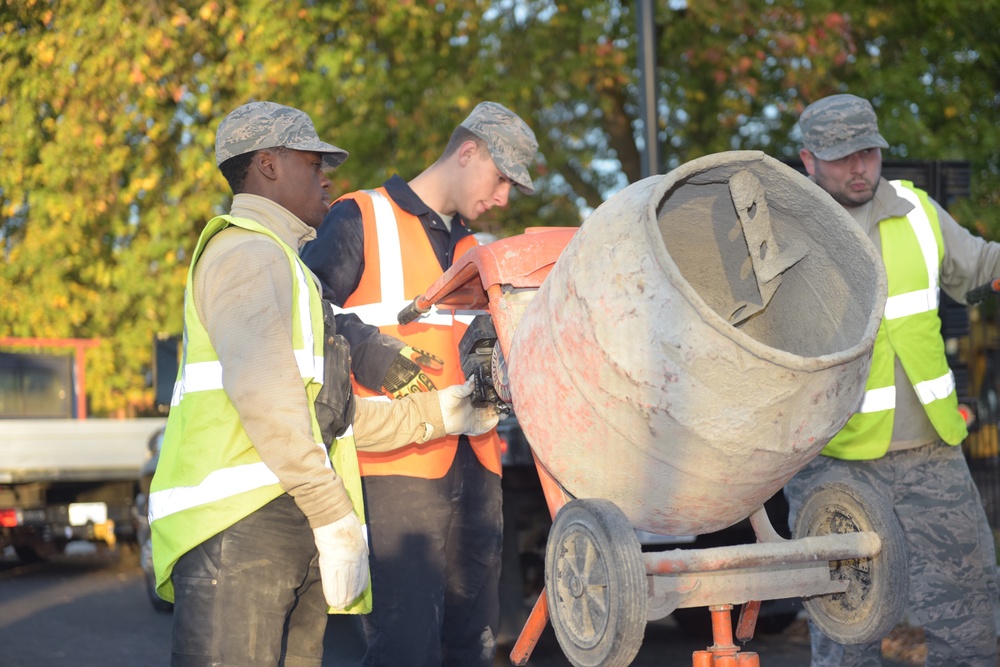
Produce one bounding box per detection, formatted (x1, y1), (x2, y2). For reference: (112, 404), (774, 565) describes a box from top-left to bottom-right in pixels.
(783, 93), (1000, 667)
(150, 101), (497, 666)
(302, 100), (537, 666)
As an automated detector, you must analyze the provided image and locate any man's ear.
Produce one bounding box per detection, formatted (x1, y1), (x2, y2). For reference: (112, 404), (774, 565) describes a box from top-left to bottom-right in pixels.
(252, 149), (280, 182)
(458, 140), (480, 167)
(799, 148), (816, 176)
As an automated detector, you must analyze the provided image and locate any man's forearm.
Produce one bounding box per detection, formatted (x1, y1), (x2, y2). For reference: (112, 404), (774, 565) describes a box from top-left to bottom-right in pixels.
(334, 312), (402, 392)
(353, 391), (446, 452)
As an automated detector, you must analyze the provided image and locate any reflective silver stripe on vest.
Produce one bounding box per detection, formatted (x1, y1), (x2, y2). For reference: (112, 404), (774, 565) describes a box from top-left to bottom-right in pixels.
(856, 183), (942, 415)
(171, 253), (322, 406)
(859, 386), (895, 413)
(171, 352), (322, 406)
(883, 183), (939, 320)
(148, 460), (280, 522)
(338, 300), (484, 328)
(368, 190), (405, 304)
(340, 301), (454, 327)
(171, 360), (222, 406)
(292, 258), (320, 382)
(148, 423), (353, 523)
(452, 310), (482, 325)
(349, 191), (486, 327)
(914, 371), (956, 405)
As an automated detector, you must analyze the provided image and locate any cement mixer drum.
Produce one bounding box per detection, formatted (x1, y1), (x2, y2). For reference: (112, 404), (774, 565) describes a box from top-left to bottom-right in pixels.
(506, 151), (887, 536)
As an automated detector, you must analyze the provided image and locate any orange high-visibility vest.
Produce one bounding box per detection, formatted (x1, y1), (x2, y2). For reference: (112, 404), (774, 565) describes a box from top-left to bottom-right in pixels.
(338, 187), (502, 478)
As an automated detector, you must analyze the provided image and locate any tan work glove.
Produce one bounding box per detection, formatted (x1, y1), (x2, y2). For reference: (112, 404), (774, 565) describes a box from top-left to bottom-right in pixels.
(381, 346), (444, 398)
(312, 512), (369, 610)
(438, 377), (500, 436)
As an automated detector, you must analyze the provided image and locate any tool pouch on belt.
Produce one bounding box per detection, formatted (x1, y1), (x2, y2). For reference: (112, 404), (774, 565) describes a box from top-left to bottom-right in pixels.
(315, 299), (355, 447)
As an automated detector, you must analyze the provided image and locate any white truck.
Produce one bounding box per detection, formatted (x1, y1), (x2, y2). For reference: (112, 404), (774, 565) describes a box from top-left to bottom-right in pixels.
(0, 341), (166, 561)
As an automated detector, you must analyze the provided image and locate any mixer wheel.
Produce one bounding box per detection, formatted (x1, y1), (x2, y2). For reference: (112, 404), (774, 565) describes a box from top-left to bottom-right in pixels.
(793, 479), (907, 644)
(545, 498), (646, 667)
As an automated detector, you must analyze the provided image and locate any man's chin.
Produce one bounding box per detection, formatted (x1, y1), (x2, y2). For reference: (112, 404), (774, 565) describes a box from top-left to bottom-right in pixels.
(837, 189), (875, 208)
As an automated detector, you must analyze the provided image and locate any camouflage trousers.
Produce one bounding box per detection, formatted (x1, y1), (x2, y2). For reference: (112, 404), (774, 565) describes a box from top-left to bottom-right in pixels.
(784, 441), (999, 667)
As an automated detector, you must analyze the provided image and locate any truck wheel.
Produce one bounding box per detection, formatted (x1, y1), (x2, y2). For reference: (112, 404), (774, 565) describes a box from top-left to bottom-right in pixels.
(13, 545), (45, 563)
(14, 541), (60, 563)
(545, 499), (646, 667)
(793, 479), (907, 645)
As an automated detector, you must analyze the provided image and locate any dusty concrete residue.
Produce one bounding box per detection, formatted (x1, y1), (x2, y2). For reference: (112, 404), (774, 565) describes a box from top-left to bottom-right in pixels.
(507, 150), (887, 536)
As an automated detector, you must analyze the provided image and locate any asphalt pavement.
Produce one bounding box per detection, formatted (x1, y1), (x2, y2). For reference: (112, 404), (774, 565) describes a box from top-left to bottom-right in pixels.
(1, 544), (988, 666)
(320, 607), (921, 667)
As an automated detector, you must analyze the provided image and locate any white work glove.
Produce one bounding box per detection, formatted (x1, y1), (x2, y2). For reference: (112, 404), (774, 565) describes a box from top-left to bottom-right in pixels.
(439, 377), (500, 436)
(312, 511), (369, 610)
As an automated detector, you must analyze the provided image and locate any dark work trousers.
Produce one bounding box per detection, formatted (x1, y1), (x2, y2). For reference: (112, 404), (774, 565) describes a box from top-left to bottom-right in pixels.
(785, 442), (999, 667)
(361, 443), (503, 667)
(170, 494), (329, 667)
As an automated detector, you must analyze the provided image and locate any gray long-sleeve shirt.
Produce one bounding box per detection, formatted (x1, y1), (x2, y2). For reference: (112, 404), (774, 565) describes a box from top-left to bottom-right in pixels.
(846, 178), (1000, 450)
(192, 194), (446, 529)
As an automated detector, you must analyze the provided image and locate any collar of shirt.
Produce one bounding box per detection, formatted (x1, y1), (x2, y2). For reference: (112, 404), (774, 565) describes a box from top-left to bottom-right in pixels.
(381, 174), (477, 270)
(382, 174), (473, 237)
(868, 177), (915, 227)
(230, 193), (317, 251)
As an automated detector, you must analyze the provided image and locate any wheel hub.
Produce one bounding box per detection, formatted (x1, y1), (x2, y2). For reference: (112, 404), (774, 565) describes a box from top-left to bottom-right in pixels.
(544, 499), (648, 667)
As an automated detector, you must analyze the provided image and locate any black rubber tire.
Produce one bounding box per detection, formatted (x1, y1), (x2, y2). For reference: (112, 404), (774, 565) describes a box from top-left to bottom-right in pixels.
(13, 545), (45, 564)
(14, 540), (60, 563)
(545, 499), (647, 667)
(793, 479), (907, 645)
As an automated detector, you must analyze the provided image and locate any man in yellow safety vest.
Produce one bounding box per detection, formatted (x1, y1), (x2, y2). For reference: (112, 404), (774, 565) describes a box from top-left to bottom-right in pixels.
(150, 101), (498, 666)
(784, 93), (1000, 667)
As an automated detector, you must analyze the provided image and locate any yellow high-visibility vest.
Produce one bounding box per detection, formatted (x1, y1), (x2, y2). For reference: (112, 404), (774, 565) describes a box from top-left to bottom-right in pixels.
(822, 181), (967, 460)
(149, 214), (370, 613)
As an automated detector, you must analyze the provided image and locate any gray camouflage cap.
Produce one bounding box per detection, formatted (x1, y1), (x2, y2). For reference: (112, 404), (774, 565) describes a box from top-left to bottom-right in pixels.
(215, 101), (348, 171)
(460, 101), (538, 195)
(799, 94), (889, 161)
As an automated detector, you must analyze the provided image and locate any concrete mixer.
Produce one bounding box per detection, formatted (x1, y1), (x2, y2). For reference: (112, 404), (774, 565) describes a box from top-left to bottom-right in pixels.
(396, 151), (907, 667)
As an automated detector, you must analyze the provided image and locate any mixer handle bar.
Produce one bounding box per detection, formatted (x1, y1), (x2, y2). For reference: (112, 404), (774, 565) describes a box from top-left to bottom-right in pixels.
(965, 278), (1000, 306)
(397, 297), (432, 326)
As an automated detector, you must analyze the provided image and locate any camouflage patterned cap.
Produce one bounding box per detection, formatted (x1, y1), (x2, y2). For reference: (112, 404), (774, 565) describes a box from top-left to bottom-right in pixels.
(460, 101), (538, 195)
(798, 94), (889, 161)
(215, 101), (348, 171)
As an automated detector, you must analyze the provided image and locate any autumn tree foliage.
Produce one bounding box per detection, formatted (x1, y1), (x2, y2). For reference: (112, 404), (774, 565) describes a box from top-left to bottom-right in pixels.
(2, 0), (998, 414)
(1, 1), (328, 413)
